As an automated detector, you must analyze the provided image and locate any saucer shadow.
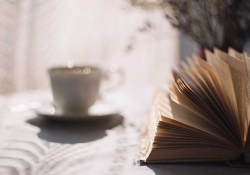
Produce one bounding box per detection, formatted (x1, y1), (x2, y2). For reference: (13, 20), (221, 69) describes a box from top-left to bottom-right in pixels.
(27, 114), (124, 144)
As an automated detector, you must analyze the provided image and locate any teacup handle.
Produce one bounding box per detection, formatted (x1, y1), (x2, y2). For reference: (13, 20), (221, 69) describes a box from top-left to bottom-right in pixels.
(101, 64), (125, 93)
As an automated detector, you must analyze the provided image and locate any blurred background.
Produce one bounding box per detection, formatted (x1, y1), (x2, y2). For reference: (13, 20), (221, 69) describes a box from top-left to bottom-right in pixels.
(0, 0), (200, 94)
(3, 0), (250, 94)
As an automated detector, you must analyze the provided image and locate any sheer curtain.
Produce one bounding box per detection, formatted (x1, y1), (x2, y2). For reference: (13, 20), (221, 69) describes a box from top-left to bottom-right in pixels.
(0, 0), (18, 93)
(1, 0), (181, 94)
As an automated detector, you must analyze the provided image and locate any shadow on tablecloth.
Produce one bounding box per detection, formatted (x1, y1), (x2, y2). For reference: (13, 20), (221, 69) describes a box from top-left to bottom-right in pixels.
(144, 162), (250, 175)
(27, 114), (124, 144)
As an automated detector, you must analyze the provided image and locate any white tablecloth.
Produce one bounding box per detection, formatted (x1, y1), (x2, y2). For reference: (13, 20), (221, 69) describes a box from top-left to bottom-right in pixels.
(0, 87), (250, 175)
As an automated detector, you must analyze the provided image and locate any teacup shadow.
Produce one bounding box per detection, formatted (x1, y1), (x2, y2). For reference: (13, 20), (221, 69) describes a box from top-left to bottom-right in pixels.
(27, 114), (124, 144)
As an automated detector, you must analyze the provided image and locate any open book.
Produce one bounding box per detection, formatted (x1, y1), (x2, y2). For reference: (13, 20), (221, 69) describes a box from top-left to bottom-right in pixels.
(140, 48), (250, 167)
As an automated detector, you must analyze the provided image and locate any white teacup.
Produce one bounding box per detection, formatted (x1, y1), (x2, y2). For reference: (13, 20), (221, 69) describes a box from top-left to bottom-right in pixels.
(48, 65), (123, 114)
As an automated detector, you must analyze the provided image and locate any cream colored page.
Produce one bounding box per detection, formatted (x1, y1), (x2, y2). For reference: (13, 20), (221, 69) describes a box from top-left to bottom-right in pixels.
(214, 48), (247, 137)
(185, 57), (221, 101)
(244, 53), (250, 128)
(193, 55), (227, 103)
(193, 64), (219, 97)
(228, 47), (244, 61)
(184, 58), (211, 90)
(193, 55), (232, 113)
(181, 61), (211, 94)
(181, 62), (220, 109)
(168, 82), (208, 120)
(193, 63), (238, 124)
(194, 56), (240, 136)
(159, 89), (236, 146)
(169, 82), (220, 127)
(205, 50), (240, 128)
(244, 53), (250, 77)
(191, 63), (231, 112)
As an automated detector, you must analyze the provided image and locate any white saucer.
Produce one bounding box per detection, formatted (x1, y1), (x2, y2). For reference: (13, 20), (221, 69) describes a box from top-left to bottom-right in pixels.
(36, 101), (120, 122)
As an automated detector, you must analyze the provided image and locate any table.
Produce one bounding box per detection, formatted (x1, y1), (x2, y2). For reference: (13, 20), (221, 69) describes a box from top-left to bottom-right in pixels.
(0, 87), (250, 175)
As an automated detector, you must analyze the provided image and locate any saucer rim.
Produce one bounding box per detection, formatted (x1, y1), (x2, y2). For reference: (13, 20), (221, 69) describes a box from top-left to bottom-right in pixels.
(35, 102), (119, 120)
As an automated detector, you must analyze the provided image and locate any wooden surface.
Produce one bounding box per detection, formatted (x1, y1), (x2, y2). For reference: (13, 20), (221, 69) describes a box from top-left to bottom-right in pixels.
(1, 87), (250, 175)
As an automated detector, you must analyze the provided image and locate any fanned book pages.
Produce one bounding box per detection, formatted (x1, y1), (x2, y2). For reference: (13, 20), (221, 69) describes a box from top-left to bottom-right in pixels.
(140, 48), (250, 167)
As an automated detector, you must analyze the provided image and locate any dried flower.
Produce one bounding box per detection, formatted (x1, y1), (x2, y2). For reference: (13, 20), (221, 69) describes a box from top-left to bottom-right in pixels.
(163, 0), (250, 52)
(130, 0), (250, 52)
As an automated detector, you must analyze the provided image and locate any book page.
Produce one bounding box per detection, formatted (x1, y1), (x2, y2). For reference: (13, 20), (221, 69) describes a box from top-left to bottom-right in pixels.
(174, 69), (220, 119)
(174, 68), (242, 146)
(228, 47), (247, 132)
(228, 47), (244, 62)
(205, 50), (241, 135)
(181, 62), (229, 121)
(244, 53), (250, 77)
(185, 60), (240, 134)
(142, 89), (241, 163)
(193, 55), (233, 121)
(244, 53), (250, 152)
(157, 88), (238, 149)
(185, 58), (227, 113)
(192, 62), (223, 105)
(243, 53), (250, 128)
(195, 56), (243, 142)
(214, 48), (247, 141)
(168, 81), (219, 126)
